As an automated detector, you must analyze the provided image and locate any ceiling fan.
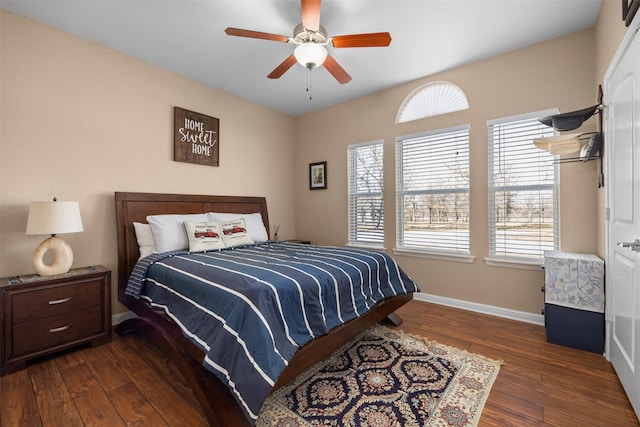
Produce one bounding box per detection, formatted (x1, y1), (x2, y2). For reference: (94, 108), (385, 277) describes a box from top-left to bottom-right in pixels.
(224, 0), (391, 84)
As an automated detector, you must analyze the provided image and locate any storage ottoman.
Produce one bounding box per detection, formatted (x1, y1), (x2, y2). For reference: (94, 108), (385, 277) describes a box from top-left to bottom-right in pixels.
(543, 251), (605, 354)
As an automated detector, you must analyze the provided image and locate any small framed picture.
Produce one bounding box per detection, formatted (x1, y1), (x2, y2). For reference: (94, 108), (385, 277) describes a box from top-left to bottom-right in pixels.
(309, 161), (327, 190)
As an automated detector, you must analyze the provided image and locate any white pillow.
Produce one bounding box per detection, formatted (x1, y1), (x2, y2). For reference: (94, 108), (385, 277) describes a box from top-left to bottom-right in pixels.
(133, 222), (155, 259)
(208, 212), (269, 243)
(184, 221), (226, 252)
(146, 213), (209, 253)
(220, 218), (255, 248)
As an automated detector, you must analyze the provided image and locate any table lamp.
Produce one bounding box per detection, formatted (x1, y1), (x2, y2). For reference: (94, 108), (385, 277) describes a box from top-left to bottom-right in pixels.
(25, 198), (84, 276)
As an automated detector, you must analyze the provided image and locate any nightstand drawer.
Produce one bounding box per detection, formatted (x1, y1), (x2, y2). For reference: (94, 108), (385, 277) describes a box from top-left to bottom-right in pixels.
(12, 306), (103, 356)
(1, 266), (112, 375)
(12, 280), (101, 324)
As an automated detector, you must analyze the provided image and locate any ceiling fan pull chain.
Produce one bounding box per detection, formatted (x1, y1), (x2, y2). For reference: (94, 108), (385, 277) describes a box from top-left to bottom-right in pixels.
(307, 66), (313, 101)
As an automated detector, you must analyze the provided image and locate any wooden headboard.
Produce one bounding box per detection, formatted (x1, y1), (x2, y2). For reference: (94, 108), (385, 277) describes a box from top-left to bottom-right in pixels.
(114, 192), (269, 299)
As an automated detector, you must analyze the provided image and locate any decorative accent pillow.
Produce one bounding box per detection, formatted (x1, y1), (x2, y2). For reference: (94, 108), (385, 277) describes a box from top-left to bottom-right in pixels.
(184, 221), (225, 252)
(133, 222), (155, 259)
(146, 213), (209, 253)
(220, 218), (255, 248)
(208, 212), (269, 242)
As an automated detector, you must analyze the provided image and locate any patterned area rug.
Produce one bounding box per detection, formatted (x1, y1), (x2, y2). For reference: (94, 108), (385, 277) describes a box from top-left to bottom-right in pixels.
(257, 325), (501, 427)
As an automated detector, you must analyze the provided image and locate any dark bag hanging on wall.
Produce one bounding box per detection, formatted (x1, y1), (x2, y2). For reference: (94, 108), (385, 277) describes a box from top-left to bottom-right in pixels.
(538, 104), (600, 131)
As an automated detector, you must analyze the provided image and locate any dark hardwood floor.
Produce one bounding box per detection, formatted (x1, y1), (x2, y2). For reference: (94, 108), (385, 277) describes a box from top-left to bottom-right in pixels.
(1, 300), (638, 426)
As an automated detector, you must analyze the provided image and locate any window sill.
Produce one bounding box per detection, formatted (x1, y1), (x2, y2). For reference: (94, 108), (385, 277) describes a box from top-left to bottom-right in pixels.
(484, 257), (543, 271)
(346, 243), (387, 251)
(392, 248), (475, 263)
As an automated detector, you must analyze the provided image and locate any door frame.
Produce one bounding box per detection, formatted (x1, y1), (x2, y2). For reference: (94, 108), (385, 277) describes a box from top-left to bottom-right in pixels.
(604, 11), (640, 361)
(604, 10), (640, 421)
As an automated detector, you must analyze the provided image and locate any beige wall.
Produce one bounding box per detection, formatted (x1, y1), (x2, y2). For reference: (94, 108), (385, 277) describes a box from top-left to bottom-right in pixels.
(594, 0), (628, 257)
(0, 11), (297, 314)
(294, 28), (604, 314)
(1, 3), (629, 318)
(596, 0), (628, 94)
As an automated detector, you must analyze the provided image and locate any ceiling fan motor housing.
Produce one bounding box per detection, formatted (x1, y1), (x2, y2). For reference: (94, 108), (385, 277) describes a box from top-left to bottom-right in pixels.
(293, 23), (328, 44)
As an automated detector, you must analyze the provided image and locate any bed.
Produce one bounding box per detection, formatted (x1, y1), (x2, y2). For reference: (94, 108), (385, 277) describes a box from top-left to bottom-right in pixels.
(114, 191), (417, 426)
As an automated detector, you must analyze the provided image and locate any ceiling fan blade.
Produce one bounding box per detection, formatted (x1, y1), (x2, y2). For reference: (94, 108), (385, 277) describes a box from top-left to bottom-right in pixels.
(323, 55), (352, 84)
(225, 27), (289, 43)
(267, 55), (297, 79)
(301, 0), (321, 32)
(331, 32), (392, 48)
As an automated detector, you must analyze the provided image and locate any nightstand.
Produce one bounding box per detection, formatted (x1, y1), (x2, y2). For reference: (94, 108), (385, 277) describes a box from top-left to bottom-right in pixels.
(0, 265), (112, 375)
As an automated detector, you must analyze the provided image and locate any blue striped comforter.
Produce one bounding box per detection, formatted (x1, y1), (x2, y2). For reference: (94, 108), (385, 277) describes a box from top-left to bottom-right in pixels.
(125, 241), (419, 424)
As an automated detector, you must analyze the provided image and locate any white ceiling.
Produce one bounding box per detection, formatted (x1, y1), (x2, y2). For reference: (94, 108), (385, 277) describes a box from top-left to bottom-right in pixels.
(1, 0), (603, 117)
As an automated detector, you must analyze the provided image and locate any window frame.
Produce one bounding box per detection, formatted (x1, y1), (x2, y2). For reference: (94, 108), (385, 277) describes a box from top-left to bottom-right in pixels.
(486, 109), (560, 267)
(394, 125), (472, 260)
(347, 140), (385, 248)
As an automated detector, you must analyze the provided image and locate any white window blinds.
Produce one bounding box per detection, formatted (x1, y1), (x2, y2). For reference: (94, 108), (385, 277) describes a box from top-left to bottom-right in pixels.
(396, 126), (470, 253)
(348, 141), (384, 246)
(488, 111), (559, 261)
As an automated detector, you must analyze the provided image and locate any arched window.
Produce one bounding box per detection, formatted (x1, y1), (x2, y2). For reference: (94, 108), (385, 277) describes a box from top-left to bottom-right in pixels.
(396, 81), (469, 124)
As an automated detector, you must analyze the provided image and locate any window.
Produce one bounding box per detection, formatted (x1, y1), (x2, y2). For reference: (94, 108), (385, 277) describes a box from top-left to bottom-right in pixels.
(347, 141), (384, 246)
(487, 111), (559, 261)
(396, 126), (470, 253)
(396, 81), (469, 124)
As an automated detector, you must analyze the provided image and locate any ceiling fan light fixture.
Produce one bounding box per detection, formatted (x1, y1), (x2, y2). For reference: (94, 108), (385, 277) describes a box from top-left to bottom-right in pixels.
(294, 43), (327, 69)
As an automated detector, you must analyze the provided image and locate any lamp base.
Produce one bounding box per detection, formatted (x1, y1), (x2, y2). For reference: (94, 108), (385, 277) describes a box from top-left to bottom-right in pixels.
(32, 236), (73, 276)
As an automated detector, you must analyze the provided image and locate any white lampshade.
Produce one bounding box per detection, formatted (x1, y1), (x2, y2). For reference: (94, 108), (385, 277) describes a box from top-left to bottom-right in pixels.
(26, 200), (83, 276)
(26, 201), (84, 236)
(294, 43), (327, 69)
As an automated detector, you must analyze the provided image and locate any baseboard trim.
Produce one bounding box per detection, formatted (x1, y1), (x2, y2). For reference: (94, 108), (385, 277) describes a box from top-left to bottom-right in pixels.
(413, 292), (545, 326)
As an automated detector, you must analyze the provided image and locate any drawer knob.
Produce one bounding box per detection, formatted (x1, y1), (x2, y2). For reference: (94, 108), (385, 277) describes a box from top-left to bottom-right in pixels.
(49, 324), (72, 333)
(48, 297), (71, 305)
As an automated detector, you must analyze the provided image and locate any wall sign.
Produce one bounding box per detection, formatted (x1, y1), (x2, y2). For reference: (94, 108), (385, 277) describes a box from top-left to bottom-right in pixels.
(174, 106), (219, 166)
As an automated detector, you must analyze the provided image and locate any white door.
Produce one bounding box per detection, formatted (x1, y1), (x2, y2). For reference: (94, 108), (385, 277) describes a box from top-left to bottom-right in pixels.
(606, 22), (640, 419)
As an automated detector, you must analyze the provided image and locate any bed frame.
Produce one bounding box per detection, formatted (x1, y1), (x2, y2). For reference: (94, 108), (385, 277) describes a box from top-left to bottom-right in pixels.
(114, 191), (412, 426)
